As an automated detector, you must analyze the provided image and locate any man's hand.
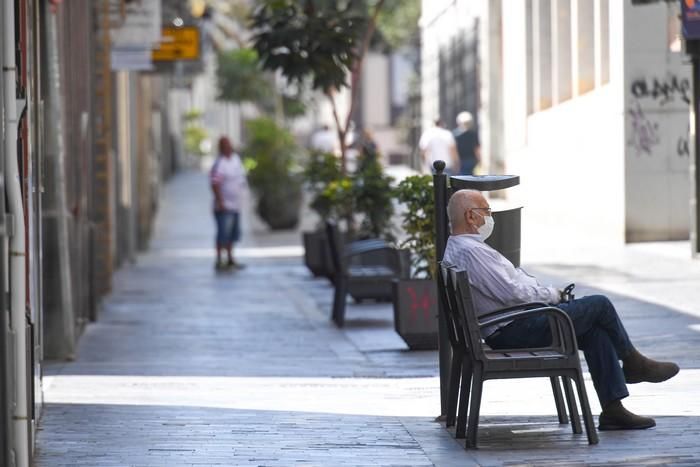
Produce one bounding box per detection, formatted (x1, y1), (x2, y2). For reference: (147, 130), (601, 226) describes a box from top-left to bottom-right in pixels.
(559, 283), (575, 303)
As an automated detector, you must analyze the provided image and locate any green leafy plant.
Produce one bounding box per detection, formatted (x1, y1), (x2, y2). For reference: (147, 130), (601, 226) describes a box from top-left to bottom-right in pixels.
(243, 117), (304, 230)
(395, 175), (435, 279)
(182, 110), (210, 156)
(216, 48), (272, 104)
(353, 150), (395, 241)
(315, 177), (356, 225)
(304, 151), (343, 222)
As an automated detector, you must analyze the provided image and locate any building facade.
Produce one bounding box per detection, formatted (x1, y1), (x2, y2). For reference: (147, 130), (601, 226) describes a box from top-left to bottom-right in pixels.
(421, 0), (691, 255)
(2, 1), (187, 465)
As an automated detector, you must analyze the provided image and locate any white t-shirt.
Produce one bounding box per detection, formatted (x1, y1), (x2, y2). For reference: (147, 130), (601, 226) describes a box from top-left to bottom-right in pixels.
(310, 128), (337, 153)
(210, 153), (248, 211)
(419, 126), (456, 172)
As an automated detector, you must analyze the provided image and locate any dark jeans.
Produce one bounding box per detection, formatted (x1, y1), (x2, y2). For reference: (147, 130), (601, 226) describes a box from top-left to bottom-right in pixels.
(460, 160), (477, 176)
(485, 294), (632, 406)
(214, 210), (240, 246)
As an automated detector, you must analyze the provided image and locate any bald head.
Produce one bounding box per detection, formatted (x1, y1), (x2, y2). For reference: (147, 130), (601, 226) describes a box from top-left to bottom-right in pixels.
(447, 189), (489, 234)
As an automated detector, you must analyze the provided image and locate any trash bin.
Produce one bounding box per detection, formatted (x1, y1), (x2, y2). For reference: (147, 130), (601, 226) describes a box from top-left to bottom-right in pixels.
(431, 161), (521, 416)
(449, 174), (521, 267)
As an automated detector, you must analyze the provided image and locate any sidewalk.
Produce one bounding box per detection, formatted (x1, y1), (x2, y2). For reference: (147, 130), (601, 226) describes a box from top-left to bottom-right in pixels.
(36, 170), (700, 466)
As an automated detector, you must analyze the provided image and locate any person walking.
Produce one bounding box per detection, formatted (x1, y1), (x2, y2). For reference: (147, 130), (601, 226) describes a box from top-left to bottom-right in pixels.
(453, 111), (481, 175)
(443, 189), (680, 430)
(210, 136), (248, 271)
(419, 119), (459, 174)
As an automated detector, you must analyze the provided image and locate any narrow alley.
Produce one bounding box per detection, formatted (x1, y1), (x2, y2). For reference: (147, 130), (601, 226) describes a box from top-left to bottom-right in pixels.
(34, 170), (700, 466)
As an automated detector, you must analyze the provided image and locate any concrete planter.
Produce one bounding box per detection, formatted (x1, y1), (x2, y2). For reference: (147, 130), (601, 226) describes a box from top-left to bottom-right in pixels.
(392, 278), (439, 350)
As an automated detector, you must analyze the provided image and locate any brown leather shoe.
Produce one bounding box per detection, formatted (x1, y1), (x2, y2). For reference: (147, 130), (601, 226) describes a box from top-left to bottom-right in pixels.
(599, 402), (655, 431)
(623, 354), (679, 384)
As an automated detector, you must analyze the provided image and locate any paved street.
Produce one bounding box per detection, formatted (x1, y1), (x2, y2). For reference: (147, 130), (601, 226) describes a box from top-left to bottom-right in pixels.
(35, 170), (700, 466)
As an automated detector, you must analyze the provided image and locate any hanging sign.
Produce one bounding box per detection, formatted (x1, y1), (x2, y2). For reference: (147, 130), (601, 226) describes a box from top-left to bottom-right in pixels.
(152, 26), (200, 61)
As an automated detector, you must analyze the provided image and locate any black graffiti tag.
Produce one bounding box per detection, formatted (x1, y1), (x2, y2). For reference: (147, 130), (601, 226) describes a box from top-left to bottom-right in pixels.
(677, 124), (690, 158)
(630, 75), (691, 106)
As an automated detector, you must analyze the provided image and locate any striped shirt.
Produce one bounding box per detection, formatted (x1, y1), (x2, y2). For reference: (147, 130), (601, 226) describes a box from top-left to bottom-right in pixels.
(442, 234), (560, 337)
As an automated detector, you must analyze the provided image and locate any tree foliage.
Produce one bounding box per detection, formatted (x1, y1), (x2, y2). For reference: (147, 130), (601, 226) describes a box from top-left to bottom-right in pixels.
(250, 0), (367, 92)
(216, 48), (272, 104)
(376, 0), (421, 49)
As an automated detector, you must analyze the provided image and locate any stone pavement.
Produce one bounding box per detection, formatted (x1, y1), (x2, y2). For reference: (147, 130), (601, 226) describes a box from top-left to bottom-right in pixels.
(35, 170), (700, 466)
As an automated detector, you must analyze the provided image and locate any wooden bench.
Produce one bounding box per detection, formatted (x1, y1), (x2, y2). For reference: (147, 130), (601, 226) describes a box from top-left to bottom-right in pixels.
(325, 222), (409, 327)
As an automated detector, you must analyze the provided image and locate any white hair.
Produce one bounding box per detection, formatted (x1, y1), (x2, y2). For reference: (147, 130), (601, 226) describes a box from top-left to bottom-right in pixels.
(447, 189), (481, 232)
(456, 111), (473, 129)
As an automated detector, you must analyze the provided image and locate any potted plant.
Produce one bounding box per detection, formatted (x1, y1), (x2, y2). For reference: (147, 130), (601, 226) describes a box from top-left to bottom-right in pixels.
(302, 151), (342, 276)
(392, 175), (438, 350)
(243, 117), (303, 230)
(353, 145), (396, 242)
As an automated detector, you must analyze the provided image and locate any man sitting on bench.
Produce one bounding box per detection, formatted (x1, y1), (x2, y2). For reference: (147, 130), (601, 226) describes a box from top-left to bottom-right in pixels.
(442, 189), (679, 431)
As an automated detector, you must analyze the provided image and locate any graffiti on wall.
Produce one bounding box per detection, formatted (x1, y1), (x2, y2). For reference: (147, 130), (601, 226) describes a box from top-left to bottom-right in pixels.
(630, 74), (690, 106)
(628, 73), (691, 158)
(627, 102), (660, 156)
(677, 124), (690, 158)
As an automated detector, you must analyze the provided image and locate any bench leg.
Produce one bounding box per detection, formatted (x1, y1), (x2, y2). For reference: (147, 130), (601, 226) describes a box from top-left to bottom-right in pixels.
(465, 364), (482, 449)
(455, 358), (472, 439)
(574, 370), (599, 445)
(446, 350), (463, 428)
(550, 376), (568, 424)
(331, 276), (348, 327)
(562, 376), (582, 434)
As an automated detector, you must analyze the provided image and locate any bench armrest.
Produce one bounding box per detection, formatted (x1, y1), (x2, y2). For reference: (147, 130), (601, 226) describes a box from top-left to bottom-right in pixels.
(479, 306), (578, 354)
(344, 244), (394, 258)
(478, 301), (549, 320)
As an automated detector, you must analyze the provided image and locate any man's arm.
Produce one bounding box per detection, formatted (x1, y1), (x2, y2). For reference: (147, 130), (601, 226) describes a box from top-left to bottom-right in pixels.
(449, 142), (460, 171)
(210, 164), (224, 211)
(469, 247), (560, 305)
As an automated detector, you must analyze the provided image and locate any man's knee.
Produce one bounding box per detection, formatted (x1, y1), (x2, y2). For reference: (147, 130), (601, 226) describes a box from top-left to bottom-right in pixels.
(583, 294), (621, 322)
(587, 294), (614, 309)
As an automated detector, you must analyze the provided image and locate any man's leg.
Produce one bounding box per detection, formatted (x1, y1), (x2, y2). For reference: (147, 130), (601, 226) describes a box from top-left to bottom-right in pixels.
(558, 295), (678, 384)
(558, 295), (676, 429)
(556, 295), (632, 360)
(487, 296), (660, 430)
(214, 212), (226, 269)
(226, 211), (245, 269)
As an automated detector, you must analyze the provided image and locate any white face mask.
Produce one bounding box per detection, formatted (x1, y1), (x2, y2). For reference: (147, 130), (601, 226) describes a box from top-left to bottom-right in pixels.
(477, 214), (495, 240)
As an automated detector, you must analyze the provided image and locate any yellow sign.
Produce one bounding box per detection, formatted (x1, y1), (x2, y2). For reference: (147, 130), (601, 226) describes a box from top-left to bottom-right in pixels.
(152, 26), (199, 61)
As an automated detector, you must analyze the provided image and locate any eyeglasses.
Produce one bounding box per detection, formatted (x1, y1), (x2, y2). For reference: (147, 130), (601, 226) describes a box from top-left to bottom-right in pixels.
(470, 207), (492, 215)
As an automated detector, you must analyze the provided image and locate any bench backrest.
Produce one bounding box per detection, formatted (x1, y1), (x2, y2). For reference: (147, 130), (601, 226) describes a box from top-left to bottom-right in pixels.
(437, 262), (469, 352)
(446, 266), (491, 361)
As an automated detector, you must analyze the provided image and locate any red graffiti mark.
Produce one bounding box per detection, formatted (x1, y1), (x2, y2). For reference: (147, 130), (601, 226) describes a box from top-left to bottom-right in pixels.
(406, 286), (433, 323)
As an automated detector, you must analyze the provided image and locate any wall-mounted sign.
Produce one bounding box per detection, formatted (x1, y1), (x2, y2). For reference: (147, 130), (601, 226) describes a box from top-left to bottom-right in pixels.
(682, 0), (700, 40)
(110, 0), (161, 70)
(152, 26), (200, 61)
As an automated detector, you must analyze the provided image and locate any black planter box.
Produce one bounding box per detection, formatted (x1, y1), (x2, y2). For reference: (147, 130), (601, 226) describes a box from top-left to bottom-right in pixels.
(392, 278), (439, 350)
(302, 230), (326, 277)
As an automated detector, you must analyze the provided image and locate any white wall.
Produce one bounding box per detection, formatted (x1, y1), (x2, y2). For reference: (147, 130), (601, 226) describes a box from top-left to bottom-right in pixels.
(623, 0), (691, 241)
(499, 0), (627, 259)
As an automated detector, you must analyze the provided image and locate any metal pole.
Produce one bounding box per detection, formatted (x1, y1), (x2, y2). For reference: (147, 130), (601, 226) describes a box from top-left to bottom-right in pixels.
(44, 3), (76, 359)
(0, 3), (8, 462)
(432, 160), (450, 417)
(693, 57), (700, 257)
(3, 0), (29, 464)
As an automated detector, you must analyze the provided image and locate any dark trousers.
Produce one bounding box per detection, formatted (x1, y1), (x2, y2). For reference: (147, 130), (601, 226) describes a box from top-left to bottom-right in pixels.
(486, 295), (632, 406)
